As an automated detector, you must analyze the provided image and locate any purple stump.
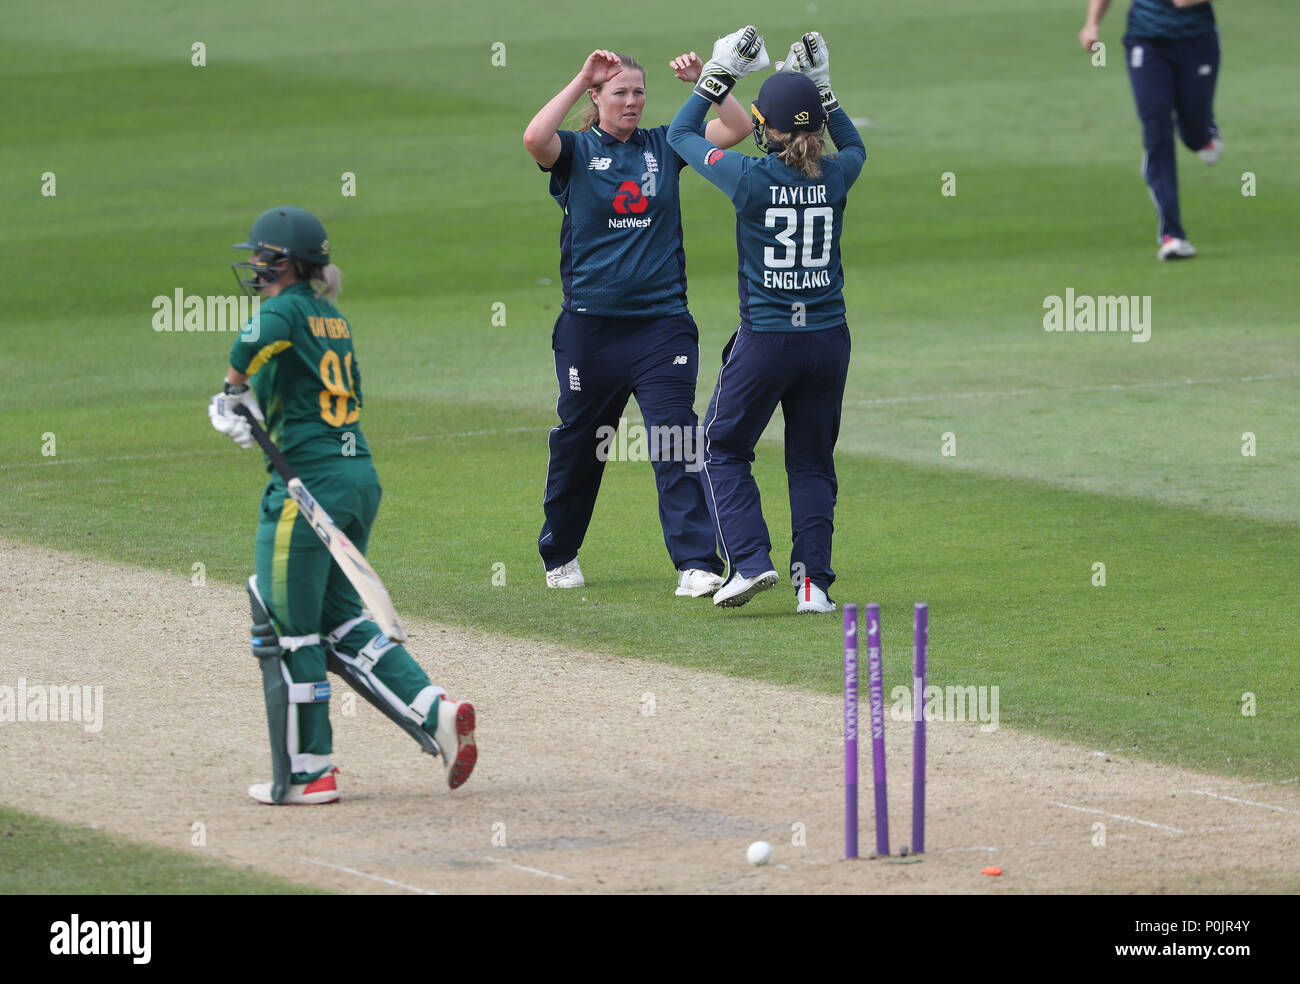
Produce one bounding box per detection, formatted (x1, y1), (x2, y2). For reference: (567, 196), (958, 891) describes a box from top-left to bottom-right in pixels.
(866, 602), (889, 857)
(843, 604), (859, 859)
(913, 603), (929, 855)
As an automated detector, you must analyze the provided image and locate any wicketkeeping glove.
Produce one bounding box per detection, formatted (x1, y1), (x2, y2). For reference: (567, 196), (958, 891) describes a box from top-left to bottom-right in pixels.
(777, 31), (838, 112)
(208, 383), (263, 450)
(694, 25), (769, 104)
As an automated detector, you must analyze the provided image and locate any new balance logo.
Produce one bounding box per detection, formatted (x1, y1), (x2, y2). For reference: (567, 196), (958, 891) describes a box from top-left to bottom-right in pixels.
(568, 366), (581, 392)
(672, 355), (688, 365)
(588, 157), (612, 170)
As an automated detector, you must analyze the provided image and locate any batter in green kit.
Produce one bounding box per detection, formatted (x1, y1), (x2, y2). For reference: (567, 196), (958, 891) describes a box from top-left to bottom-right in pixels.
(209, 205), (476, 805)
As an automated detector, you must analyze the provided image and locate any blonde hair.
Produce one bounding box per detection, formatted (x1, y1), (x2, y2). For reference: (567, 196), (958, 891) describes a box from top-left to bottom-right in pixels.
(577, 53), (645, 131)
(294, 259), (343, 302)
(312, 263), (343, 302)
(766, 127), (826, 179)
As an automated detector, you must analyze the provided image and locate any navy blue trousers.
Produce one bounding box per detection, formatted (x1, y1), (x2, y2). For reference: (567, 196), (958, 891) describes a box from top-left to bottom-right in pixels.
(702, 324), (850, 593)
(539, 310), (723, 575)
(1124, 31), (1220, 241)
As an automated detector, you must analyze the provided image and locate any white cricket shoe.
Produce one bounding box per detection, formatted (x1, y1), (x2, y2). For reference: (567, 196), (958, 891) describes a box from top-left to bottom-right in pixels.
(435, 698), (477, 790)
(1158, 235), (1197, 261)
(796, 582), (837, 614)
(545, 558), (585, 588)
(713, 569), (779, 608)
(248, 766), (340, 805)
(676, 568), (725, 597)
(1197, 131), (1223, 165)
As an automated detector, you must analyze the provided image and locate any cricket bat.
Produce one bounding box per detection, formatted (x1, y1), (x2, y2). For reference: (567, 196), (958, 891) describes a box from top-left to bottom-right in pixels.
(233, 406), (407, 643)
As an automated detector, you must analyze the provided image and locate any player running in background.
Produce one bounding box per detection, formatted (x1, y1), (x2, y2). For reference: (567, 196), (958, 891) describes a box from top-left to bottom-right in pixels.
(207, 206), (476, 804)
(1079, 0), (1223, 261)
(523, 48), (753, 598)
(668, 29), (865, 614)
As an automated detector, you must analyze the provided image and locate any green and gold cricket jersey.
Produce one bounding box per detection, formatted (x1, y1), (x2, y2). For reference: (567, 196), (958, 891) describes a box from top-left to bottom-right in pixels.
(227, 277), (450, 792)
(229, 282), (372, 473)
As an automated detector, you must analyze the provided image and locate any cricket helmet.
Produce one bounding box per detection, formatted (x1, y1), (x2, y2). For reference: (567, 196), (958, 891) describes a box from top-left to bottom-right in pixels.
(751, 72), (827, 154)
(232, 206), (331, 294)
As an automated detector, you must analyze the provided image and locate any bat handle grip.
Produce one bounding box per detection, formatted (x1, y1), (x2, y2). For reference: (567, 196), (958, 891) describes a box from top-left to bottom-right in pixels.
(232, 405), (298, 482)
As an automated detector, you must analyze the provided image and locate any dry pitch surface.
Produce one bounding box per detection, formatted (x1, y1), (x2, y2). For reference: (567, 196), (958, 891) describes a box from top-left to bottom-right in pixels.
(3, 540), (1298, 894)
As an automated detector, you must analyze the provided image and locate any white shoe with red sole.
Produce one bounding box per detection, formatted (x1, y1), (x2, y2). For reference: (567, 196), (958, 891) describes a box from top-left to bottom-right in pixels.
(436, 699), (477, 789)
(1198, 131), (1223, 165)
(796, 582), (837, 614)
(1158, 235), (1197, 261)
(248, 766), (340, 805)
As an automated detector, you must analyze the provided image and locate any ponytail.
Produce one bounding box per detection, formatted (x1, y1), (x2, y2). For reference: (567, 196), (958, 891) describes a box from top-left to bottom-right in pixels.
(294, 259), (343, 302)
(312, 263), (343, 302)
(766, 127), (826, 179)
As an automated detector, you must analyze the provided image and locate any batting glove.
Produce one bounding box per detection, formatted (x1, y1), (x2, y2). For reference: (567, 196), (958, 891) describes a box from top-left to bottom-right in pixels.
(779, 31), (838, 112)
(208, 383), (262, 450)
(694, 25), (769, 104)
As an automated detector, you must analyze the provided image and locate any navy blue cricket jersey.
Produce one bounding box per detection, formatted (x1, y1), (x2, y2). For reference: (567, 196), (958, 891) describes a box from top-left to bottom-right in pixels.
(667, 94), (865, 332)
(540, 125), (689, 318)
(1127, 0), (1216, 41)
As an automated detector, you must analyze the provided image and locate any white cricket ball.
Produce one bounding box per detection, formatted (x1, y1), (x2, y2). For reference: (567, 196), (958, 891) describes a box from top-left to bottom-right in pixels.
(746, 840), (773, 866)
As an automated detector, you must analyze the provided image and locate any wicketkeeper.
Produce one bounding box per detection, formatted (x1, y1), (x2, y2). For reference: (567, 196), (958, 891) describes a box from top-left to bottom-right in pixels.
(208, 205), (476, 804)
(668, 28), (866, 614)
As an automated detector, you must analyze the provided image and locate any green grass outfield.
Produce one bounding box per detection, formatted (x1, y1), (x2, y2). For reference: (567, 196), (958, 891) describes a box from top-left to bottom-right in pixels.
(3, 0), (1297, 812)
(0, 805), (329, 893)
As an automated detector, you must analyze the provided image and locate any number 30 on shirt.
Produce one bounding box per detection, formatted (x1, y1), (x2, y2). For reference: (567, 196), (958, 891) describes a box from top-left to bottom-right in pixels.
(764, 206), (834, 269)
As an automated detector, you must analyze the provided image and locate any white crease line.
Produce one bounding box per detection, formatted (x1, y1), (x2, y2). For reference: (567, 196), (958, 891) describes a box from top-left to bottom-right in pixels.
(304, 857), (438, 895)
(937, 838), (1066, 855)
(482, 855), (575, 883)
(1191, 789), (1300, 815)
(1052, 802), (1188, 833)
(1193, 820), (1300, 835)
(847, 372), (1300, 408)
(1234, 776), (1299, 788)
